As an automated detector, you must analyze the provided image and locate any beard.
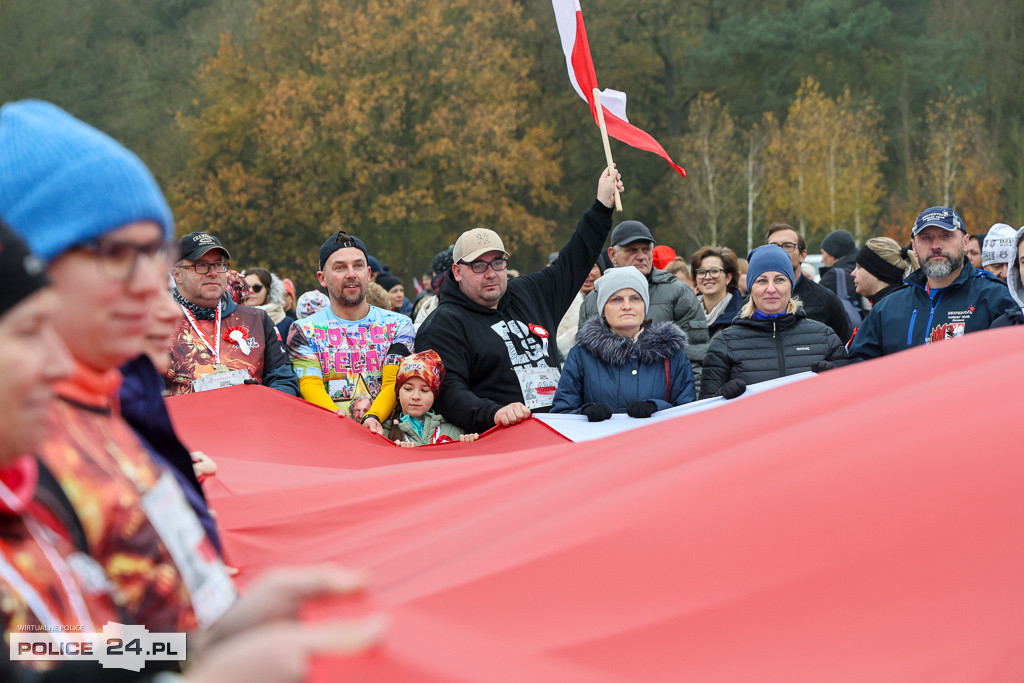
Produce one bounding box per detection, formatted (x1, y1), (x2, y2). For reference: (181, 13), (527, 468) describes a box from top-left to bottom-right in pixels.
(333, 280), (366, 307)
(920, 252), (959, 279)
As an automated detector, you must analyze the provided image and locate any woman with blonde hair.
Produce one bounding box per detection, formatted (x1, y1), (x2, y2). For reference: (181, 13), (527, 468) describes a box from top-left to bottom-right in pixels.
(851, 237), (914, 306)
(699, 245), (848, 399)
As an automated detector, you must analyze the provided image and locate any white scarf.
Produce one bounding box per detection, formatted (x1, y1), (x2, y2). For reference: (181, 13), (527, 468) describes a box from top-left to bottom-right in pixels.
(701, 291), (733, 326)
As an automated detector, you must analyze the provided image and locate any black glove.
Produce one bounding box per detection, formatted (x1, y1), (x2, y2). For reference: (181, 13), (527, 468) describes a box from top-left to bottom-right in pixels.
(386, 343), (411, 359)
(719, 378), (747, 400)
(626, 401), (657, 419)
(581, 403), (613, 422)
(811, 360), (837, 373)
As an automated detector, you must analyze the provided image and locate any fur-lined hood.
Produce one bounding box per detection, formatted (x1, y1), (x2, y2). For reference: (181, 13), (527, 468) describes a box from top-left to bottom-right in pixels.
(575, 317), (687, 366)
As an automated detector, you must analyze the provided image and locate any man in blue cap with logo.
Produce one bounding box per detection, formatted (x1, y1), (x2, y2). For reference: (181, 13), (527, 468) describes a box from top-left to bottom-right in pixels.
(848, 206), (1015, 361)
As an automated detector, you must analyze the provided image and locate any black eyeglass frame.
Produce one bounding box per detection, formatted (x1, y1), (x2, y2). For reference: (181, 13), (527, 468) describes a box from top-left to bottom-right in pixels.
(459, 257), (509, 274)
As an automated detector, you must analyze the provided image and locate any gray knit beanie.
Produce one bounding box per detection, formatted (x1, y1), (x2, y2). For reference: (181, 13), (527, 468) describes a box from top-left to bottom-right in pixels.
(595, 266), (650, 318)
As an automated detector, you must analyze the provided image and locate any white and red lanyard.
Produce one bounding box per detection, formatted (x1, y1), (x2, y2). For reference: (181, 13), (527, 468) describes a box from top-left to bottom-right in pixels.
(182, 303), (222, 363)
(0, 482), (96, 638)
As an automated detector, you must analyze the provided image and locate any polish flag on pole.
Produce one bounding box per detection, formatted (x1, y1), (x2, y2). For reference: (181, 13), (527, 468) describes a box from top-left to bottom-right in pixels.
(552, 0), (686, 178)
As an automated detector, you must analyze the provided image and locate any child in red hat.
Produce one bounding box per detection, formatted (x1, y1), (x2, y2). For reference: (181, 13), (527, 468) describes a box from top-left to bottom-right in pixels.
(387, 350), (479, 446)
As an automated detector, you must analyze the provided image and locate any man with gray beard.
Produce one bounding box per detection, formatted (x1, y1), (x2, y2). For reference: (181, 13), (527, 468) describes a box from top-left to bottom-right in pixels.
(848, 206), (1015, 361)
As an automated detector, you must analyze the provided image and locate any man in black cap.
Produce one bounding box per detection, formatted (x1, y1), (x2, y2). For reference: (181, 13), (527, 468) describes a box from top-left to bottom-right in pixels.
(286, 230), (415, 429)
(579, 220), (709, 389)
(167, 231), (298, 395)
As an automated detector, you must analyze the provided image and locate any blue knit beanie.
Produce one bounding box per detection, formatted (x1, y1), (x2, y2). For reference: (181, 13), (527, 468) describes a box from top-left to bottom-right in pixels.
(747, 244), (795, 292)
(0, 100), (174, 263)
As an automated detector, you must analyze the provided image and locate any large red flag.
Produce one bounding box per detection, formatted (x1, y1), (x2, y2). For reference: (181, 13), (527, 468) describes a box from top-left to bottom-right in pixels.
(552, 0), (686, 177)
(168, 327), (1024, 681)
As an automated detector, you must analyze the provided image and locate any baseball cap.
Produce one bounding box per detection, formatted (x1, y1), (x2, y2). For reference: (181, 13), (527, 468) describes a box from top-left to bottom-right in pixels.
(453, 228), (509, 264)
(319, 231), (368, 270)
(911, 207), (965, 237)
(610, 221), (655, 247)
(178, 232), (230, 262)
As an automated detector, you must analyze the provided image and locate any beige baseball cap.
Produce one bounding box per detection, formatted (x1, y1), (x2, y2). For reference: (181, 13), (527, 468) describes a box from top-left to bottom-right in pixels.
(453, 228), (510, 264)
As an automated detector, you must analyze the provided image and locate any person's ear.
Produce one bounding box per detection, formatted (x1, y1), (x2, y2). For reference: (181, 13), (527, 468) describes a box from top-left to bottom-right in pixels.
(316, 270), (327, 288)
(606, 246), (616, 265)
(452, 265), (463, 283)
(171, 267), (183, 288)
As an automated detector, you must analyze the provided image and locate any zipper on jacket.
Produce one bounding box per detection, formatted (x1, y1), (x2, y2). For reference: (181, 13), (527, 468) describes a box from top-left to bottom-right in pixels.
(906, 308), (918, 346)
(922, 288), (946, 344)
(774, 321), (786, 375)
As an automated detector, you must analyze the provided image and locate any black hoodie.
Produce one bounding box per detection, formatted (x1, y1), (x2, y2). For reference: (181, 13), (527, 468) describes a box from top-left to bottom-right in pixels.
(415, 200), (613, 432)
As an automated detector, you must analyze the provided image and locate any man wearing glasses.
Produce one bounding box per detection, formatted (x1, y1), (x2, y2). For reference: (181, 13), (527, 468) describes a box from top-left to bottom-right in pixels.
(167, 231), (299, 396)
(415, 167), (624, 433)
(766, 223), (853, 343)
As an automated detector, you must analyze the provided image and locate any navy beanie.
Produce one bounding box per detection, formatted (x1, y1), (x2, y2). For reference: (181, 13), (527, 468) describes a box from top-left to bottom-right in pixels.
(747, 244), (795, 292)
(0, 100), (174, 262)
(376, 274), (402, 292)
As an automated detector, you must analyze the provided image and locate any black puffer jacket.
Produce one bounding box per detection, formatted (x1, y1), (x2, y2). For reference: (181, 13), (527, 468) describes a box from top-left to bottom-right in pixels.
(699, 309), (848, 399)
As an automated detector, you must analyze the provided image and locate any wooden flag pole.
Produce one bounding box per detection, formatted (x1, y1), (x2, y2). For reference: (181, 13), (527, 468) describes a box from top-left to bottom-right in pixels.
(592, 87), (622, 212)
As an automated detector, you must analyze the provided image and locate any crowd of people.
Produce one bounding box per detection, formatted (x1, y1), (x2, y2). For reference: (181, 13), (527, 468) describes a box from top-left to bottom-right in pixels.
(1, 97), (1022, 678)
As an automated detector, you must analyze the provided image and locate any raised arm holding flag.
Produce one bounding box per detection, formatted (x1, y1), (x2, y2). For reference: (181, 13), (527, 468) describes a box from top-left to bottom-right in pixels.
(552, 0), (687, 193)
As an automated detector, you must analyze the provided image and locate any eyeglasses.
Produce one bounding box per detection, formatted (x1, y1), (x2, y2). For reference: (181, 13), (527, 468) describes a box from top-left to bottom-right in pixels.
(179, 261), (230, 275)
(696, 267), (725, 277)
(75, 239), (173, 281)
(772, 242), (800, 253)
(249, 284), (264, 293)
(461, 258), (508, 274)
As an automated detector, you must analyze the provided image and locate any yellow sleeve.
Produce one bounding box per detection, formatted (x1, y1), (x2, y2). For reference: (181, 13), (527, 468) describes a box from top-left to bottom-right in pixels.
(365, 362), (398, 423)
(299, 376), (339, 412)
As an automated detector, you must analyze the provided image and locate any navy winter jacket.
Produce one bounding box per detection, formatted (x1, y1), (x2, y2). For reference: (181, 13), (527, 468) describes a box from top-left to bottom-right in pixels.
(848, 260), (1015, 361)
(552, 319), (695, 414)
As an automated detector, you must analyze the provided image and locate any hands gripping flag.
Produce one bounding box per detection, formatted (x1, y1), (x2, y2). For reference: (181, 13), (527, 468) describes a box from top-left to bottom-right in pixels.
(552, 0), (686, 177)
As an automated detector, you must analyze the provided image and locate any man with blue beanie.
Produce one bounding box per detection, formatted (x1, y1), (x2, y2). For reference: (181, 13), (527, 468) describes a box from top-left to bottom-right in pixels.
(0, 100), (238, 632)
(848, 206), (1015, 361)
(0, 100), (174, 259)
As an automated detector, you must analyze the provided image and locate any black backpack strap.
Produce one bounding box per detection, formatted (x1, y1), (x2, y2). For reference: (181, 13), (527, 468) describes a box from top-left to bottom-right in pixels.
(33, 458), (91, 555)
